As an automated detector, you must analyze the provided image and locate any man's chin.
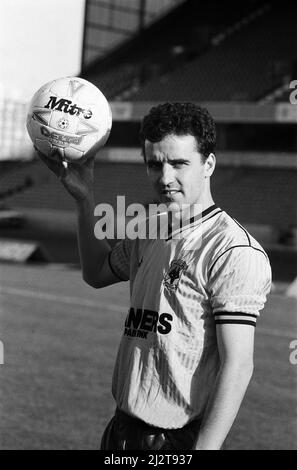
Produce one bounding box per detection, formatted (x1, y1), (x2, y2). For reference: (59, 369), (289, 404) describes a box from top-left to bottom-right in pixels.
(159, 193), (183, 205)
(159, 199), (184, 211)
(157, 196), (203, 217)
(158, 196), (191, 213)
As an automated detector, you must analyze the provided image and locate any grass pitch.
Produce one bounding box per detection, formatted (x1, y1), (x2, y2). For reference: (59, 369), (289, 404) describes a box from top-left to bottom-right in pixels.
(0, 263), (296, 450)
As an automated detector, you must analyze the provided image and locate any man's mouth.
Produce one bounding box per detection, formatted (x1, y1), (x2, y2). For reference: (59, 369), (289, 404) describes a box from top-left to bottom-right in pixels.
(161, 189), (181, 195)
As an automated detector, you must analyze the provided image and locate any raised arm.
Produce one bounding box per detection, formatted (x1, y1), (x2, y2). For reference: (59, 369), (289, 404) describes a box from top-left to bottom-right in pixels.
(36, 149), (122, 288)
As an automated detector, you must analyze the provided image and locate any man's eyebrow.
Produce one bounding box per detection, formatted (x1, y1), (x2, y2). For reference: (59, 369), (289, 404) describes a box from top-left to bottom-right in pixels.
(146, 159), (162, 164)
(146, 157), (190, 164)
(167, 157), (190, 163)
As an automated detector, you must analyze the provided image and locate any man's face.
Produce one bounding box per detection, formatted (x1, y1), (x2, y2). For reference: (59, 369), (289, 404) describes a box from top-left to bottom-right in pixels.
(145, 134), (214, 207)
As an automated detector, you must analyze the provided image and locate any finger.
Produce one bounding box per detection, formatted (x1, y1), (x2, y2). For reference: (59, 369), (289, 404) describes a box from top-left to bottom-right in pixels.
(34, 146), (64, 177)
(84, 156), (95, 170)
(67, 153), (94, 172)
(84, 143), (100, 163)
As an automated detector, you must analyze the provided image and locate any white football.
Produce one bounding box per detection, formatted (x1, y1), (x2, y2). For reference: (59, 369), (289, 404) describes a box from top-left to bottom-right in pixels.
(26, 77), (112, 162)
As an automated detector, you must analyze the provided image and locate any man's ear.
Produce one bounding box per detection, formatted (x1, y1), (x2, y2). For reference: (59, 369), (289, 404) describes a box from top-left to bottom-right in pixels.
(204, 153), (216, 177)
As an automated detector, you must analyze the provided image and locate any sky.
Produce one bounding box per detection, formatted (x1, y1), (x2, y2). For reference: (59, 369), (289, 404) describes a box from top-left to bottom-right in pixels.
(0, 0), (85, 101)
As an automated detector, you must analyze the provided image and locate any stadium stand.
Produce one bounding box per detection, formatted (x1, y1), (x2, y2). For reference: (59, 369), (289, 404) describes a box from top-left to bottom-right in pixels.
(1, 156), (296, 277)
(83, 0), (278, 100)
(1, 156), (296, 227)
(260, 79), (296, 104)
(125, 1), (296, 102)
(82, 0), (186, 68)
(0, 0), (296, 277)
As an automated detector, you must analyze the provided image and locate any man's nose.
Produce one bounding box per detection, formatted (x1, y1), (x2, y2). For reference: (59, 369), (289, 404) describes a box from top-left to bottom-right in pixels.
(159, 163), (175, 186)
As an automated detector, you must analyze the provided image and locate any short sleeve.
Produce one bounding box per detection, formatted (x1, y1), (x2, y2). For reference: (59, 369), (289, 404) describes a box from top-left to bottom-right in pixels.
(208, 247), (272, 327)
(109, 238), (133, 281)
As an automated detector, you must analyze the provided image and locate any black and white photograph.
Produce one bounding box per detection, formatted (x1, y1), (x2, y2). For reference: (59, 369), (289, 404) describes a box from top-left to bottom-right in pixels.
(0, 0), (296, 452)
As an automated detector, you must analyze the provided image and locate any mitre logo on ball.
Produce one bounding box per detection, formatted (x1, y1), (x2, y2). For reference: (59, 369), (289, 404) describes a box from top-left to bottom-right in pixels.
(26, 77), (112, 162)
(44, 96), (93, 119)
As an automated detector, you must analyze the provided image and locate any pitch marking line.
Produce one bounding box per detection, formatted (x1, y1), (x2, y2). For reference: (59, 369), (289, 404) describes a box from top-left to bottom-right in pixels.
(0, 286), (123, 313)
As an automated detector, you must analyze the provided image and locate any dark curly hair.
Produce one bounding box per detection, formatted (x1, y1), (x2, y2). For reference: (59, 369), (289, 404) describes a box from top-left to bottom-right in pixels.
(139, 102), (216, 162)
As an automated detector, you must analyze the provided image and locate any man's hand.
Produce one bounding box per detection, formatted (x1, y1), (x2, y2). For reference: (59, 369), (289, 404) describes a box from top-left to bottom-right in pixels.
(35, 146), (96, 203)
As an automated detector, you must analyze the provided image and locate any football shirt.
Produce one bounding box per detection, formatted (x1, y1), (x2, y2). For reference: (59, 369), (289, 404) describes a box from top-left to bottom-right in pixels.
(108, 205), (272, 428)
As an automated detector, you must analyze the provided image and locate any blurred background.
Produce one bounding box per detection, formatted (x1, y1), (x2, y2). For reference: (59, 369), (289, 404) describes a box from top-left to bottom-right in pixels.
(0, 0), (296, 450)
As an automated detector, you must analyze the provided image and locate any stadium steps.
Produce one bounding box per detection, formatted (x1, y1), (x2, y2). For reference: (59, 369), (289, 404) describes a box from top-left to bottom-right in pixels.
(0, 160), (47, 202)
(127, 1), (296, 102)
(1, 158), (296, 227)
(82, 0), (270, 100)
(82, 0), (186, 68)
(210, 2), (271, 47)
(258, 80), (295, 104)
(0, 206), (296, 281)
(0, 160), (76, 211)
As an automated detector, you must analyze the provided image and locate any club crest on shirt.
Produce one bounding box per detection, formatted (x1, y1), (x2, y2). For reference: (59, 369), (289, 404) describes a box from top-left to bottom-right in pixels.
(163, 259), (188, 291)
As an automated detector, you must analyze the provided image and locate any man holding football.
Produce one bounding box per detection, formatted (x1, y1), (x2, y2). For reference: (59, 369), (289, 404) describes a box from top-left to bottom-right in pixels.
(37, 102), (271, 450)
